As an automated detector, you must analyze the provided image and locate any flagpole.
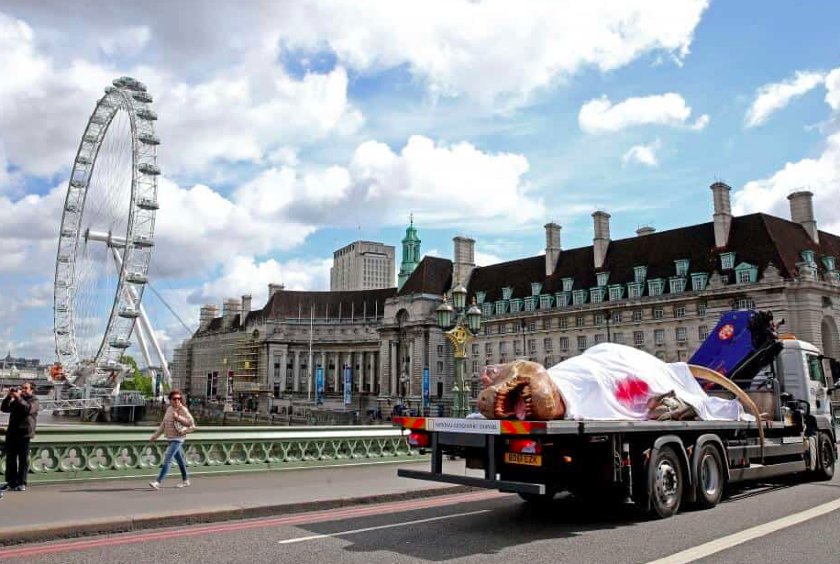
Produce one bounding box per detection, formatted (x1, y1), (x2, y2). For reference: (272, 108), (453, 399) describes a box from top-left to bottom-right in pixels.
(308, 303), (314, 401)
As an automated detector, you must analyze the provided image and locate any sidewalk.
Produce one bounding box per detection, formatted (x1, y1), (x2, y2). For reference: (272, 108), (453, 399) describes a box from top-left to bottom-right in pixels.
(0, 459), (475, 545)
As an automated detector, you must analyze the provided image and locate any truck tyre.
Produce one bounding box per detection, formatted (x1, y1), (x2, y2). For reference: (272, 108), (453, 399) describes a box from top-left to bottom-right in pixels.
(694, 444), (724, 509)
(648, 446), (683, 519)
(811, 432), (836, 481)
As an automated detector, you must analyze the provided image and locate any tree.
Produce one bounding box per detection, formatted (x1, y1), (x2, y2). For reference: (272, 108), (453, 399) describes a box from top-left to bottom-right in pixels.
(119, 355), (153, 397)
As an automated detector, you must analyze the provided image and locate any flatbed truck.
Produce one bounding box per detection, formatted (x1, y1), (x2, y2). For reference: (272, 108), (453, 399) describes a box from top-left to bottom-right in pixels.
(394, 331), (839, 519)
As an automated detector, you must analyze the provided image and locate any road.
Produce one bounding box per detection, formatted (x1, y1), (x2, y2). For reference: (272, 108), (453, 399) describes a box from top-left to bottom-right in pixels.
(2, 472), (838, 563)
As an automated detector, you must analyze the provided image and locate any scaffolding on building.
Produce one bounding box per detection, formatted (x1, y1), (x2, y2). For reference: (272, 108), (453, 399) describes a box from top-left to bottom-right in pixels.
(232, 336), (261, 393)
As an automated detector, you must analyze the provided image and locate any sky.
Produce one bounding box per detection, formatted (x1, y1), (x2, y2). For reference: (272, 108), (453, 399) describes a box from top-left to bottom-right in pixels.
(1, 0), (840, 366)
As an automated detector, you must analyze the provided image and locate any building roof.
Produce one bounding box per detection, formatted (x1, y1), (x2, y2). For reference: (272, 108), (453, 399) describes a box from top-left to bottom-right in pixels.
(398, 255), (452, 296)
(259, 287), (396, 320)
(465, 212), (840, 301)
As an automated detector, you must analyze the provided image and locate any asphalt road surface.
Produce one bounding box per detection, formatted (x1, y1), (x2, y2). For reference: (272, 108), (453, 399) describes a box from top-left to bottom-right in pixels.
(2, 472), (839, 564)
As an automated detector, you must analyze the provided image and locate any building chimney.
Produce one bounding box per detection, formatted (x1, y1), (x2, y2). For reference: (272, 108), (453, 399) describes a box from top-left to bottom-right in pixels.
(240, 294), (252, 326)
(222, 298), (241, 328)
(592, 211), (611, 270)
(636, 225), (656, 236)
(787, 190), (819, 243)
(199, 304), (219, 331)
(268, 283), (285, 298)
(544, 222), (562, 276)
(711, 181), (732, 248)
(452, 236), (476, 287)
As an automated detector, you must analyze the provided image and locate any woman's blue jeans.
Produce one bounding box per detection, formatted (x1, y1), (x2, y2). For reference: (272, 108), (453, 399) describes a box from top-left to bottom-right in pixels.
(157, 440), (188, 482)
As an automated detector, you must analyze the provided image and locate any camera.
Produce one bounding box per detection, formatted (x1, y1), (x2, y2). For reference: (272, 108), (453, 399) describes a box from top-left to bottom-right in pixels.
(8, 387), (18, 393)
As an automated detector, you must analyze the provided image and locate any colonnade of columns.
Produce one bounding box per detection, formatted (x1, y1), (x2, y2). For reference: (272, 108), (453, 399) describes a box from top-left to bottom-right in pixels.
(273, 349), (380, 396)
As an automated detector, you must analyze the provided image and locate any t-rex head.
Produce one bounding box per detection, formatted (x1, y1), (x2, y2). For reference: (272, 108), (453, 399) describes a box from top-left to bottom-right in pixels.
(477, 360), (566, 421)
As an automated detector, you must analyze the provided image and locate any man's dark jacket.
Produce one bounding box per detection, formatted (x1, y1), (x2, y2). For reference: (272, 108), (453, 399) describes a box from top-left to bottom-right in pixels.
(1, 392), (39, 439)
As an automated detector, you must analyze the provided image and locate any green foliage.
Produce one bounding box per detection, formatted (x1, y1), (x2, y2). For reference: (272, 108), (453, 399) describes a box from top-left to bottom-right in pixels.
(119, 355), (153, 397)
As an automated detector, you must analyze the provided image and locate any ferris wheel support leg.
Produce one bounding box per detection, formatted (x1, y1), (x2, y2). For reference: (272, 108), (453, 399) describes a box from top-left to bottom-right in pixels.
(137, 302), (172, 390)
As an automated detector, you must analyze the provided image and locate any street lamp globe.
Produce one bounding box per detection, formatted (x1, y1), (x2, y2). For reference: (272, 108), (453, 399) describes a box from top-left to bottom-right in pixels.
(466, 300), (482, 333)
(451, 282), (467, 310)
(435, 295), (454, 329)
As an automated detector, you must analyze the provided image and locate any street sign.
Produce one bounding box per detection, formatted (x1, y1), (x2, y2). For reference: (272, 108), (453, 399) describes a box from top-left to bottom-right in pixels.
(422, 367), (430, 408)
(343, 365), (352, 405)
(315, 366), (324, 405)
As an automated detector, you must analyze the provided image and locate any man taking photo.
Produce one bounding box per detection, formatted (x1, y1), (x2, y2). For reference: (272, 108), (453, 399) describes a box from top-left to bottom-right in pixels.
(1, 382), (39, 492)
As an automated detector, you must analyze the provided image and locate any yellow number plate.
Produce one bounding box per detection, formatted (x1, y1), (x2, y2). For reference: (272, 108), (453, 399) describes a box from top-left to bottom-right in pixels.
(504, 453), (542, 466)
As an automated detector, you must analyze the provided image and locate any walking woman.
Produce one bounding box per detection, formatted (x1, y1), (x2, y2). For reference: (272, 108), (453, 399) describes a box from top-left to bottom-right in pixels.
(149, 389), (195, 489)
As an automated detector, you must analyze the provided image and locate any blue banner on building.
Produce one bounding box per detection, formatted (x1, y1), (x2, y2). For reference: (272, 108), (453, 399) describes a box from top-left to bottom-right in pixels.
(315, 366), (324, 405)
(422, 367), (430, 407)
(343, 365), (352, 405)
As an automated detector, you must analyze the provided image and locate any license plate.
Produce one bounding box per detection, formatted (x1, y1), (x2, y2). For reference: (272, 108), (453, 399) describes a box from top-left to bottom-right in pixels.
(504, 453), (542, 466)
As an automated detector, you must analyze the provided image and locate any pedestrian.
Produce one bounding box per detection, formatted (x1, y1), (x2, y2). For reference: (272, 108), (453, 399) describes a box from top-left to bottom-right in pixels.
(148, 389), (195, 490)
(0, 382), (39, 492)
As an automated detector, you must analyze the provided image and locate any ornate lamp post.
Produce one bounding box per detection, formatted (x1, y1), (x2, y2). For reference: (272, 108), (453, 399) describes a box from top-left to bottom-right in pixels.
(435, 283), (482, 417)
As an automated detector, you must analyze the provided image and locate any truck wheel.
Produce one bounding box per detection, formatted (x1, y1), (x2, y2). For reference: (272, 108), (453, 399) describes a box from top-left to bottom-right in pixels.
(694, 444), (724, 509)
(811, 432), (836, 481)
(648, 446), (683, 519)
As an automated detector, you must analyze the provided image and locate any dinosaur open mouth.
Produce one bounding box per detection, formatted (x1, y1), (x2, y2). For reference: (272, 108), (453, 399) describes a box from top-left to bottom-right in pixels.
(494, 376), (533, 420)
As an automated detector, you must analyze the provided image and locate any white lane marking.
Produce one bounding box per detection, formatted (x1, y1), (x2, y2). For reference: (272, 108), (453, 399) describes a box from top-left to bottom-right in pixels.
(648, 496), (840, 564)
(278, 509), (491, 545)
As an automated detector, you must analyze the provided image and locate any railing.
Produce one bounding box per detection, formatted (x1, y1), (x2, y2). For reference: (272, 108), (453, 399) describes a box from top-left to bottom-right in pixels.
(0, 425), (415, 482)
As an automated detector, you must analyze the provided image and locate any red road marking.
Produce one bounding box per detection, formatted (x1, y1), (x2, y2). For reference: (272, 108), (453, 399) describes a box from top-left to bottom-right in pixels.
(0, 490), (503, 559)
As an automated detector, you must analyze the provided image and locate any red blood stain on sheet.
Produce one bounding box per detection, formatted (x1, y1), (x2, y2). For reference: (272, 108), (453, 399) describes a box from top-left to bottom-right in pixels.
(615, 376), (650, 406)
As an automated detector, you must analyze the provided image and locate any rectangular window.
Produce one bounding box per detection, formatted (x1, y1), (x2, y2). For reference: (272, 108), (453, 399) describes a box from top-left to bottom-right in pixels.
(648, 278), (664, 297)
(528, 339), (537, 354)
(691, 273), (709, 292)
(577, 335), (587, 351)
(559, 337), (569, 350)
(482, 303), (494, 317)
(654, 329), (665, 345)
(632, 309), (643, 323)
(633, 331), (644, 346)
(594, 313), (605, 325)
(609, 285), (624, 301)
(575, 315), (585, 328)
(596, 272), (610, 287)
(543, 338), (553, 351)
(524, 297), (537, 312)
(572, 289), (588, 305)
(697, 302), (707, 317)
(675, 259), (690, 277)
(669, 278), (686, 294)
(539, 295), (553, 309)
(562, 277), (574, 292)
(531, 282), (543, 296)
(822, 256), (836, 271)
(628, 283), (642, 300)
(437, 344), (444, 356)
(485, 343), (493, 355)
(613, 332), (624, 344)
(612, 311), (622, 324)
(499, 341), (508, 354)
(514, 341), (522, 355)
(556, 292), (570, 308)
(499, 323), (507, 334)
(436, 361), (444, 373)
(471, 343), (480, 356)
(594, 334), (605, 344)
(495, 301), (507, 315)
(510, 298), (523, 313)
(801, 250), (816, 265)
(676, 327), (687, 343)
(737, 269), (752, 284)
(735, 297), (755, 310)
(634, 265), (647, 283)
(559, 317), (569, 329)
(673, 306), (686, 318)
(590, 287), (605, 303)
(471, 360), (479, 374)
(502, 286), (514, 300)
(720, 252), (735, 270)
(698, 325), (709, 341)
(653, 307), (664, 320)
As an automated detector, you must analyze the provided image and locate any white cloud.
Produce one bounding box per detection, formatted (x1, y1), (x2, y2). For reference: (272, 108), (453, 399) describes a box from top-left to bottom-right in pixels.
(3, 1), (709, 109)
(99, 26), (151, 57)
(579, 93), (709, 134)
(825, 68), (840, 112)
(744, 70), (826, 128)
(622, 139), (662, 167)
(732, 131), (840, 235)
(192, 255), (333, 306)
(0, 12), (363, 179)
